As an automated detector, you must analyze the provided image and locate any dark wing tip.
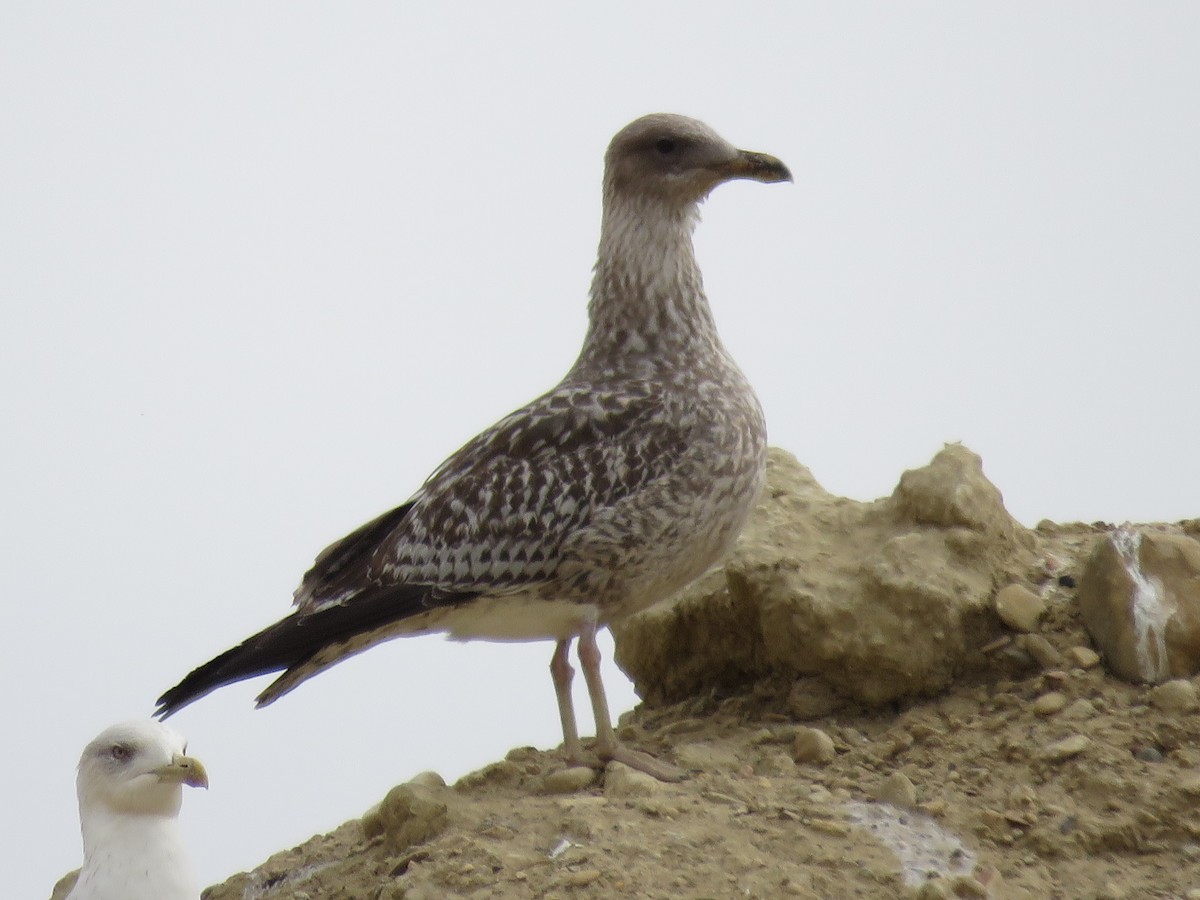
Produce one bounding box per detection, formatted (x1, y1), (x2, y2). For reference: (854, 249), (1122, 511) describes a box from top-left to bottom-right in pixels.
(153, 582), (478, 719)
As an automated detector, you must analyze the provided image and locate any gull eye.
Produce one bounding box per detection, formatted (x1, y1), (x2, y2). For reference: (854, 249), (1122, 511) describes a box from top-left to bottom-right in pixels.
(655, 138), (676, 155)
(110, 744), (132, 763)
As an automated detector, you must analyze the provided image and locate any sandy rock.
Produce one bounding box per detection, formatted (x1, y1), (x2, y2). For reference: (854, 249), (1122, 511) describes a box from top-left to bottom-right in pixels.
(792, 727), (837, 764)
(407, 770), (447, 789)
(1018, 634), (1064, 670)
(1067, 646), (1101, 669)
(1032, 691), (1067, 716)
(190, 510), (1200, 900)
(994, 583), (1046, 632)
(1061, 698), (1098, 720)
(1078, 526), (1200, 682)
(615, 445), (1035, 706)
(368, 782), (449, 851)
(539, 766), (598, 794)
(603, 762), (664, 799)
(876, 772), (918, 808)
(1150, 679), (1200, 713)
(1040, 734), (1090, 761)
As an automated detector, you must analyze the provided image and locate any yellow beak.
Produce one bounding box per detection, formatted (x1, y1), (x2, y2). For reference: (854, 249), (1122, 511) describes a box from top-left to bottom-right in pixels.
(155, 753), (209, 789)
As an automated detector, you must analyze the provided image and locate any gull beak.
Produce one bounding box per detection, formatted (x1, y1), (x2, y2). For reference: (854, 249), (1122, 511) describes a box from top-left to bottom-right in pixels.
(155, 754), (210, 789)
(716, 149), (792, 185)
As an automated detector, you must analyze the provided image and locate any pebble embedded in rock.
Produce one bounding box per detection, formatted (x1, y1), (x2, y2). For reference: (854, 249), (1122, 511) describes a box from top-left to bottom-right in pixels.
(994, 583), (1046, 633)
(407, 771), (447, 789)
(560, 868), (602, 887)
(1150, 678), (1200, 713)
(1019, 634), (1065, 670)
(1032, 692), (1067, 716)
(1061, 698), (1098, 720)
(1040, 734), (1090, 761)
(374, 782), (449, 851)
(875, 772), (918, 808)
(1067, 646), (1101, 669)
(540, 767), (598, 794)
(603, 762), (664, 799)
(1133, 745), (1164, 763)
(792, 727), (836, 764)
(674, 742), (741, 772)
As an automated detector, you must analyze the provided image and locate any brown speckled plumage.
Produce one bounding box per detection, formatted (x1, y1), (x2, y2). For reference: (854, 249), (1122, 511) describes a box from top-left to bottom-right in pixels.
(157, 114), (790, 779)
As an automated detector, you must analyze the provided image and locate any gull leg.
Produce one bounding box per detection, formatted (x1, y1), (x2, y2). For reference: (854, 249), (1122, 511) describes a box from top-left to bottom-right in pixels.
(550, 639), (584, 765)
(577, 619), (683, 782)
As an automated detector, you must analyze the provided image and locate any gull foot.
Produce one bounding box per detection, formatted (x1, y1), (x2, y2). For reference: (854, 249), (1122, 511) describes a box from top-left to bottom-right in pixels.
(600, 744), (685, 783)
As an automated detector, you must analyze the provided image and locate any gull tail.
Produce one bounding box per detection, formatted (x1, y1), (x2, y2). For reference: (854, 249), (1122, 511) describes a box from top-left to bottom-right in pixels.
(154, 584), (478, 718)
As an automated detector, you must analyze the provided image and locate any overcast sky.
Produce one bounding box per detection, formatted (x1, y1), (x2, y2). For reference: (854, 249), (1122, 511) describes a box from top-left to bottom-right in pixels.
(4, 4), (1198, 897)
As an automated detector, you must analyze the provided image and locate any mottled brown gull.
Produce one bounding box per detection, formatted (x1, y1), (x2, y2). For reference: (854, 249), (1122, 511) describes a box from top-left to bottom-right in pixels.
(156, 113), (790, 780)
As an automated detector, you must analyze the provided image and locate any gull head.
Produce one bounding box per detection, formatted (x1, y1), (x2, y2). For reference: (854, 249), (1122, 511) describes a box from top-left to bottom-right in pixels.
(604, 113), (791, 209)
(76, 719), (208, 820)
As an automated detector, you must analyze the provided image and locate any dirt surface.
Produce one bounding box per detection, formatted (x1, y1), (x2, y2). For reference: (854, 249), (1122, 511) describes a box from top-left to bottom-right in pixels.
(52, 448), (1197, 900)
(187, 520), (1200, 900)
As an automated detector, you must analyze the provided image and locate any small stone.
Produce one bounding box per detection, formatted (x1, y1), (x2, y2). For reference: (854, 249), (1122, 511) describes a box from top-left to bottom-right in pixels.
(1134, 745), (1164, 763)
(603, 762), (663, 799)
(674, 742), (740, 772)
(1066, 646), (1101, 668)
(995, 583), (1046, 632)
(1031, 692), (1067, 716)
(792, 727), (836, 764)
(479, 823), (517, 840)
(875, 772), (918, 809)
(1040, 734), (1090, 761)
(1061, 698), (1098, 720)
(561, 868), (602, 887)
(361, 802), (387, 839)
(1150, 678), (1200, 713)
(977, 808), (1009, 838)
(540, 767), (597, 794)
(374, 782), (449, 851)
(753, 749), (796, 776)
(808, 817), (850, 835)
(407, 770), (447, 789)
(1019, 634), (1065, 670)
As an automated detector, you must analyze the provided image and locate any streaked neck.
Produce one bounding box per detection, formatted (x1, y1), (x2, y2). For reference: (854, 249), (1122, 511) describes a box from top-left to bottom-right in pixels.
(578, 192), (721, 372)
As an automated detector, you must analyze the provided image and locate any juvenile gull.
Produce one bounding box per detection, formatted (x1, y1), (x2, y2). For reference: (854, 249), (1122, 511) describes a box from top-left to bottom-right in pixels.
(66, 720), (208, 900)
(156, 113), (790, 780)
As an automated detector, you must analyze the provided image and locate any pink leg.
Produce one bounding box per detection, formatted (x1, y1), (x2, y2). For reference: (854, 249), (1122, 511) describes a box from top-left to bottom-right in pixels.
(550, 639), (583, 764)
(577, 619), (683, 782)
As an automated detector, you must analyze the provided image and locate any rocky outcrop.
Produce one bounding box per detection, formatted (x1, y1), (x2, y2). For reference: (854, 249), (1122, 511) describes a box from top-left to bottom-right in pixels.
(53, 444), (1200, 899)
(613, 444), (1037, 706)
(1078, 526), (1200, 682)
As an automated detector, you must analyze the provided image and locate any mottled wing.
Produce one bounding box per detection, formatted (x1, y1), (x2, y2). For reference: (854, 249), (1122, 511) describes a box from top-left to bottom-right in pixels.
(294, 380), (691, 612)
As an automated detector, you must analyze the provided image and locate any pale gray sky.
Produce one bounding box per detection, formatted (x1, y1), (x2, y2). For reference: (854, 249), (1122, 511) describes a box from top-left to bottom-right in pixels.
(3, 4), (1198, 897)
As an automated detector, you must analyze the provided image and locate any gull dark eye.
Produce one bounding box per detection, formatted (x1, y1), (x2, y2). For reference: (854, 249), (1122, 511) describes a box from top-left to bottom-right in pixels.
(110, 744), (132, 763)
(655, 138), (676, 155)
